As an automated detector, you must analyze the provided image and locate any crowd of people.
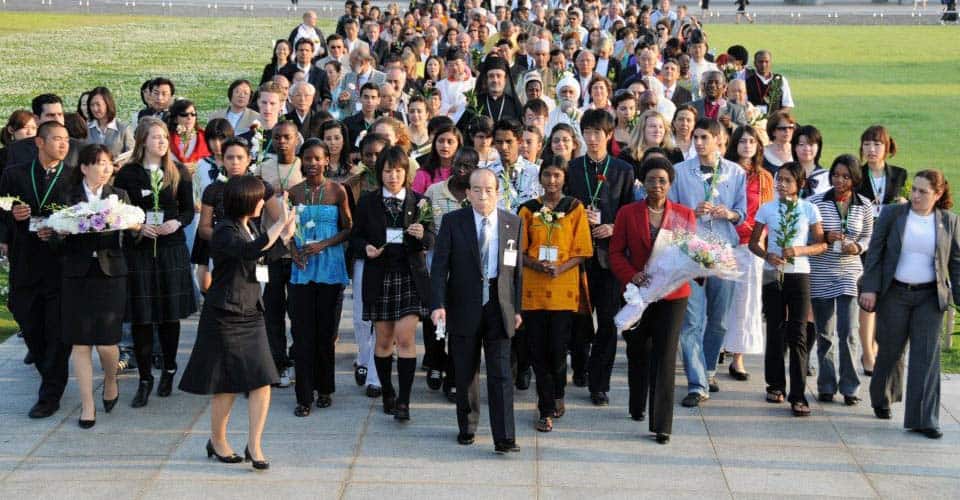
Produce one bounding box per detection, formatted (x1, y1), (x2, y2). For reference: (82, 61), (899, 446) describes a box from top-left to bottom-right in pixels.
(1, 0), (958, 467)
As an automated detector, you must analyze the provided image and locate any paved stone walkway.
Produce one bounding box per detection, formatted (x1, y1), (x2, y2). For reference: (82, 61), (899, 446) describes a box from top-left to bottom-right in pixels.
(0, 289), (958, 499)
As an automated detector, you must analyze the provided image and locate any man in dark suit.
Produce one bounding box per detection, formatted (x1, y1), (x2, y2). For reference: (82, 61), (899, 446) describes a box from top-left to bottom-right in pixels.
(342, 83), (382, 148)
(0, 121), (75, 418)
(5, 94), (80, 170)
(687, 71), (748, 131)
(280, 39), (325, 94)
(362, 20), (390, 66)
(431, 168), (523, 454)
(661, 59), (693, 106)
(283, 81), (317, 133)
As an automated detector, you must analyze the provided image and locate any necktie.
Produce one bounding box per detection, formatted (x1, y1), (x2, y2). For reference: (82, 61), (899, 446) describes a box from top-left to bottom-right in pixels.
(479, 217), (491, 305)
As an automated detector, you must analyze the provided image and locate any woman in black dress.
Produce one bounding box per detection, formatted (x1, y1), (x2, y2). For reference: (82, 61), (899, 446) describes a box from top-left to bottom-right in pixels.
(179, 175), (296, 470)
(60, 144), (138, 428)
(349, 146), (434, 420)
(113, 117), (197, 408)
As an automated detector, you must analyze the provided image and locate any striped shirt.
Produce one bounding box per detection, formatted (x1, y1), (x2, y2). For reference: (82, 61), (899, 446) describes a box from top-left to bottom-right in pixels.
(808, 190), (875, 298)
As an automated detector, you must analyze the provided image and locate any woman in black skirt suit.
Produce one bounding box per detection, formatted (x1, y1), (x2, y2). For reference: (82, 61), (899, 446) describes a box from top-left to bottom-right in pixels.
(179, 175), (296, 470)
(113, 117), (197, 408)
(59, 144), (139, 428)
(349, 146), (434, 420)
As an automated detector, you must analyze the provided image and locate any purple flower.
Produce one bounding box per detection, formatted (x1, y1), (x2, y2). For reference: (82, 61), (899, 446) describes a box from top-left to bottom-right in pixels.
(78, 219), (89, 232)
(90, 214), (106, 232)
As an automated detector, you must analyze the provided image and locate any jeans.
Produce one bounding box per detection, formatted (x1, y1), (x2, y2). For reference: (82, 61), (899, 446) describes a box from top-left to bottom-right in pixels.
(762, 274), (811, 404)
(812, 295), (860, 397)
(679, 277), (735, 396)
(352, 259), (379, 388)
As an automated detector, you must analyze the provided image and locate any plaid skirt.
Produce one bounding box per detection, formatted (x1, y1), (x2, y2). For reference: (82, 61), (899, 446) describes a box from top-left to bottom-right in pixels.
(125, 243), (198, 324)
(362, 270), (428, 322)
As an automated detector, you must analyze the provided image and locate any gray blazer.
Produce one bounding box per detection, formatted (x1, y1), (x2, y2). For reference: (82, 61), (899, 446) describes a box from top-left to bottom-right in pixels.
(86, 120), (134, 159)
(687, 99), (748, 128)
(338, 69), (387, 113)
(861, 203), (960, 312)
(206, 108), (261, 135)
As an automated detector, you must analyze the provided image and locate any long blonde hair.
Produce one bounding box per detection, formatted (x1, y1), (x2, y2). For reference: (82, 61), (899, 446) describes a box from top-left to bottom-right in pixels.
(629, 110), (676, 163)
(131, 116), (181, 195)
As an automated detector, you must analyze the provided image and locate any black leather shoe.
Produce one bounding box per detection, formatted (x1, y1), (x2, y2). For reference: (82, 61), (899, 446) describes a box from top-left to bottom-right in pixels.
(457, 432), (475, 445)
(873, 407), (892, 419)
(631, 413), (645, 421)
(708, 377), (720, 393)
(572, 373), (587, 387)
(728, 364), (750, 381)
(103, 381), (120, 413)
(590, 392), (609, 406)
(244, 445), (270, 470)
(444, 387), (457, 404)
(494, 440), (520, 454)
(681, 393), (708, 407)
(78, 410), (96, 429)
(206, 440), (242, 463)
(382, 395), (397, 415)
(394, 403), (410, 421)
(365, 385), (382, 398)
(916, 428), (943, 439)
(157, 370), (175, 397)
(294, 404), (311, 417)
(23, 351), (34, 365)
(316, 394), (332, 408)
(516, 368), (532, 391)
(131, 378), (154, 408)
(28, 400), (59, 419)
(818, 393), (834, 403)
(355, 366), (367, 386)
(843, 395), (861, 406)
(655, 433), (670, 444)
(427, 369), (443, 390)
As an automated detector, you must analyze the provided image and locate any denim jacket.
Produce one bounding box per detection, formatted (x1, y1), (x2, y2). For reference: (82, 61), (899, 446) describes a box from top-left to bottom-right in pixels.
(668, 156), (747, 246)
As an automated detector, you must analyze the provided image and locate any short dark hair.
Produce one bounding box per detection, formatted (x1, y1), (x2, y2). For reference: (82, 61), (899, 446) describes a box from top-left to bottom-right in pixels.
(778, 161), (807, 190)
(468, 115), (495, 137)
(539, 155), (569, 179)
(360, 82), (380, 96)
(77, 143), (112, 168)
(493, 118), (523, 139)
(204, 118), (235, 150)
(86, 87), (117, 123)
(522, 99), (549, 118)
(360, 132), (389, 152)
(295, 38), (315, 50)
(37, 120), (67, 139)
(32, 93), (63, 117)
(220, 136), (251, 159)
(580, 109), (615, 134)
(166, 99), (197, 134)
(639, 156), (676, 183)
(791, 124), (823, 166)
(375, 145), (410, 187)
(427, 115), (454, 136)
(694, 117), (724, 138)
(726, 45), (749, 66)
(223, 175), (266, 219)
(829, 154), (863, 189)
(228, 79), (253, 100)
(612, 90), (637, 108)
(299, 137), (330, 160)
(859, 124), (897, 160)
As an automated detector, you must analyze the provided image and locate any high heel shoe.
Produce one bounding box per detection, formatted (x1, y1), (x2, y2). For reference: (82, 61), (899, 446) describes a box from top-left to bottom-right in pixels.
(206, 439), (242, 463)
(244, 445), (270, 470)
(78, 409), (96, 429)
(157, 369), (176, 397)
(131, 377), (153, 408)
(103, 380), (120, 413)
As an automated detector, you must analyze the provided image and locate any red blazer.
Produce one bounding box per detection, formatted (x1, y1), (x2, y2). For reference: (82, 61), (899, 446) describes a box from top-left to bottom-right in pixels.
(610, 199), (696, 300)
(170, 129), (210, 165)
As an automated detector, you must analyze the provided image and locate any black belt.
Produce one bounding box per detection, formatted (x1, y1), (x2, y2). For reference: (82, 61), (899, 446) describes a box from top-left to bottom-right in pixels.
(892, 279), (936, 291)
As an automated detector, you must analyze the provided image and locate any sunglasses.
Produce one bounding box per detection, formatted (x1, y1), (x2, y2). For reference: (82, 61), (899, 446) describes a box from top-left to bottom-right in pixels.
(179, 112), (197, 118)
(775, 125), (795, 131)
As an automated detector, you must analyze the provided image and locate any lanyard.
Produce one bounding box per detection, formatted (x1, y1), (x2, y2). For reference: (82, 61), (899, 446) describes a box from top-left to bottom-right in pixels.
(583, 156), (611, 206)
(30, 159), (64, 212)
(486, 96), (505, 121)
(305, 180), (325, 205)
(278, 160), (298, 191)
(868, 169), (884, 204)
(834, 199), (849, 234)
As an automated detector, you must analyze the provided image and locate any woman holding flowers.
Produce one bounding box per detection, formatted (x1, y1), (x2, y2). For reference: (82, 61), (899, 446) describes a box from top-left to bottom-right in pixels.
(749, 162), (826, 416)
(61, 144), (139, 428)
(518, 157), (593, 433)
(610, 157), (696, 444)
(350, 146), (434, 421)
(286, 140), (351, 416)
(114, 117), (197, 409)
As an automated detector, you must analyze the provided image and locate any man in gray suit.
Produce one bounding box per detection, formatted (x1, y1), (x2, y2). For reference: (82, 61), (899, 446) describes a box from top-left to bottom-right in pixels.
(686, 71), (748, 131)
(336, 48), (386, 115)
(431, 168), (524, 454)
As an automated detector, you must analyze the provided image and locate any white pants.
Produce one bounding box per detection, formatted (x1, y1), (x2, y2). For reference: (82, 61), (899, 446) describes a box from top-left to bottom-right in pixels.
(352, 259), (379, 388)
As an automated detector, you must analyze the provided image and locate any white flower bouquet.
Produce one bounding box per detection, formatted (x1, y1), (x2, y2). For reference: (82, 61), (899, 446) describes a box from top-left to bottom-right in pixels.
(45, 194), (145, 234)
(0, 196), (22, 211)
(614, 215), (742, 333)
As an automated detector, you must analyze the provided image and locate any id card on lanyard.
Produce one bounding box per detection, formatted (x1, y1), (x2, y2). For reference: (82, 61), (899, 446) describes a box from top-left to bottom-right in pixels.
(29, 160), (64, 232)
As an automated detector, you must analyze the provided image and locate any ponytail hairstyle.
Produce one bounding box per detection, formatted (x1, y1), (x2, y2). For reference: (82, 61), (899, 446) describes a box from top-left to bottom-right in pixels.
(914, 169), (953, 210)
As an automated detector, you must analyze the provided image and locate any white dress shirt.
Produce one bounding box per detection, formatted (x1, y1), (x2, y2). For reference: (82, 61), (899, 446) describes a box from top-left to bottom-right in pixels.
(473, 208), (499, 279)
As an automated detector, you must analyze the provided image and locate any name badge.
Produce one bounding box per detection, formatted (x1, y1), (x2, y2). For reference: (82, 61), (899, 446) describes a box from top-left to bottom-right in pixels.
(538, 245), (559, 262)
(145, 211), (164, 226)
(503, 239), (517, 267)
(385, 227), (404, 245)
(832, 240), (843, 254)
(28, 217), (44, 232)
(255, 264), (269, 283)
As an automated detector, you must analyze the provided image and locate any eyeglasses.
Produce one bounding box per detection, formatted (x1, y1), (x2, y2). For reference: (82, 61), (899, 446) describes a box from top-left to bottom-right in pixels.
(776, 124), (795, 131)
(179, 112), (197, 118)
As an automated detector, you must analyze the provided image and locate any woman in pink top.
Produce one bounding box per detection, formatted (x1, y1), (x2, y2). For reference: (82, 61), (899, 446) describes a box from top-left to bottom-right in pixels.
(411, 123), (463, 194)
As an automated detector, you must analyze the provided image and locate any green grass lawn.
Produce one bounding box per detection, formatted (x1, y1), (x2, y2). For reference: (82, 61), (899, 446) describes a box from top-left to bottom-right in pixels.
(0, 14), (957, 350)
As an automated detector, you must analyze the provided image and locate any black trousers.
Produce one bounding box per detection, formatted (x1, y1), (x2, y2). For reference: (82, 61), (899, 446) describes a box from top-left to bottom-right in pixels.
(289, 282), (342, 405)
(762, 274), (811, 403)
(422, 319), (456, 389)
(569, 312), (593, 379)
(624, 298), (687, 435)
(10, 285), (69, 404)
(450, 284), (515, 442)
(511, 326), (530, 382)
(131, 321), (180, 380)
(586, 261), (622, 393)
(264, 258), (292, 371)
(524, 310), (572, 418)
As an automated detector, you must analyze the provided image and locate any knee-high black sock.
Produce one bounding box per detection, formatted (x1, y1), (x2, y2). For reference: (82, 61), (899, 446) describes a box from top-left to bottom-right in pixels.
(374, 355), (394, 398)
(158, 321), (181, 372)
(131, 324), (154, 381)
(397, 357), (416, 405)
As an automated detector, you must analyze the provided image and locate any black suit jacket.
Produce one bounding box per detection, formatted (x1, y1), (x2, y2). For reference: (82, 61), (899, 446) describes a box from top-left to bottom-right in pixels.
(279, 63), (325, 94)
(343, 112), (375, 148)
(669, 86), (693, 107)
(59, 184), (129, 278)
(430, 208), (523, 339)
(205, 218), (270, 315)
(5, 137), (81, 170)
(0, 160), (75, 289)
(565, 155), (636, 251)
(349, 190), (434, 312)
(284, 109), (315, 132)
(856, 163), (908, 206)
(112, 163), (195, 249)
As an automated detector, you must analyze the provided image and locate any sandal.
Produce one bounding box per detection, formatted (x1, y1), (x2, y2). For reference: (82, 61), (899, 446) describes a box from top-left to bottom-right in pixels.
(536, 416), (553, 432)
(294, 404), (311, 417)
(791, 402), (811, 417)
(765, 389), (785, 403)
